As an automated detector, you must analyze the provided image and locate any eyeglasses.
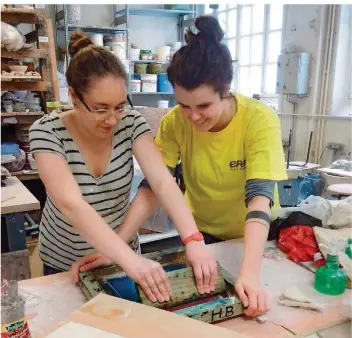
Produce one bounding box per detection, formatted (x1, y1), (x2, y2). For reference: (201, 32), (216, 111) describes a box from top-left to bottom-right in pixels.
(76, 92), (127, 121)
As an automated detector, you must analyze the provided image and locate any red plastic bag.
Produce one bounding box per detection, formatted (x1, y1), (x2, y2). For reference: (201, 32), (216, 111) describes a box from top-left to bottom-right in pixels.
(278, 225), (324, 265)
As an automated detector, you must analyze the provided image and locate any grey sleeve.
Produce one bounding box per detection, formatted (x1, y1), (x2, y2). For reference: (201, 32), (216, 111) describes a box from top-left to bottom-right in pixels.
(245, 179), (276, 208)
(138, 166), (175, 190)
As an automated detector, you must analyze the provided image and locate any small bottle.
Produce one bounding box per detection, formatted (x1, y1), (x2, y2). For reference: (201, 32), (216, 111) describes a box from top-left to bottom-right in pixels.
(345, 238), (352, 259)
(314, 250), (347, 296)
(1, 280), (31, 337)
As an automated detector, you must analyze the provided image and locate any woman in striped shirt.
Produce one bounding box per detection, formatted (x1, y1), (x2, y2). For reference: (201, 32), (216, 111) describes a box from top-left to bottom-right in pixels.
(29, 31), (217, 303)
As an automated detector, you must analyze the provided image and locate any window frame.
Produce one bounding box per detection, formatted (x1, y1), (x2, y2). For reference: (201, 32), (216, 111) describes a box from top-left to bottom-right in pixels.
(207, 4), (285, 97)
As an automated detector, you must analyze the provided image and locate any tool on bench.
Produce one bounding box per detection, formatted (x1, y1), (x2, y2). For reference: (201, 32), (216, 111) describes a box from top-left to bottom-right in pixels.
(79, 248), (244, 324)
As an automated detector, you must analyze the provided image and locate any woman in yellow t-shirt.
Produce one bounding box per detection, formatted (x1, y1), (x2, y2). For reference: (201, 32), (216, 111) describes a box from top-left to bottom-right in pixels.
(76, 16), (287, 317)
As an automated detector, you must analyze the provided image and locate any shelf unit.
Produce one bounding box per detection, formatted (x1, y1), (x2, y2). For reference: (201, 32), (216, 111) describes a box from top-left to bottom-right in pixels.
(1, 5), (59, 181)
(1, 6), (59, 110)
(53, 5), (198, 102)
(54, 5), (128, 72)
(114, 5), (197, 99)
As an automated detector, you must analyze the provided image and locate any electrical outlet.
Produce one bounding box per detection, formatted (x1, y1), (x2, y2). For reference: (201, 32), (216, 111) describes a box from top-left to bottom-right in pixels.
(327, 143), (344, 151)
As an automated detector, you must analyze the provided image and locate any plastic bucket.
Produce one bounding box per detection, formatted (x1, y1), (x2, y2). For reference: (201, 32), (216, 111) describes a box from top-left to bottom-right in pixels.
(157, 73), (173, 93)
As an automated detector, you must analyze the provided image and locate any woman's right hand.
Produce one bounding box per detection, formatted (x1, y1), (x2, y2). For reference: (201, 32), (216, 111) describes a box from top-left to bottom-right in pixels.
(122, 255), (172, 303)
(72, 252), (172, 303)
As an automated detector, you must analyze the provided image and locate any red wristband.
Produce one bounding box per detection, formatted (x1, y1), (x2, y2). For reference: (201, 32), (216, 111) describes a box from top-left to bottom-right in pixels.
(183, 232), (204, 246)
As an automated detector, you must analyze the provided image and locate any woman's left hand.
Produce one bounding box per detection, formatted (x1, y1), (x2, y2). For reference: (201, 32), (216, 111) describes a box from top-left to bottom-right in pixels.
(185, 241), (218, 294)
(235, 272), (270, 317)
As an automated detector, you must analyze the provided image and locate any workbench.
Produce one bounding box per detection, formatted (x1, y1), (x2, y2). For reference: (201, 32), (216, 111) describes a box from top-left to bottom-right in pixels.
(17, 240), (351, 338)
(1, 176), (40, 280)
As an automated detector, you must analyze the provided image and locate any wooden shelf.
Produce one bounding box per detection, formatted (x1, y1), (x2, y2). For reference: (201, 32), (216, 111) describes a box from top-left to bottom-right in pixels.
(1, 9), (40, 24)
(1, 48), (48, 59)
(1, 112), (44, 117)
(1, 112), (44, 124)
(1, 81), (50, 91)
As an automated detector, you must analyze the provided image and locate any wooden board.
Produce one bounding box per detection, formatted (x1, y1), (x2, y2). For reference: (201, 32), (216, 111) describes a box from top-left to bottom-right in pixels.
(207, 240), (351, 336)
(1, 81), (50, 91)
(1, 112), (44, 117)
(45, 18), (60, 102)
(1, 176), (40, 214)
(138, 266), (226, 309)
(1, 11), (39, 24)
(63, 293), (247, 338)
(1, 48), (48, 59)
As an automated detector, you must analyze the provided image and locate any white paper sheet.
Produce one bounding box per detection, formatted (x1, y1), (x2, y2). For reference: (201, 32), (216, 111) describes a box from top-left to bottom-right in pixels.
(46, 322), (125, 338)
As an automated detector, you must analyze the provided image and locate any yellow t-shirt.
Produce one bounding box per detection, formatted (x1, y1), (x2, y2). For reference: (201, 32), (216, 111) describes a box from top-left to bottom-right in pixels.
(155, 93), (287, 240)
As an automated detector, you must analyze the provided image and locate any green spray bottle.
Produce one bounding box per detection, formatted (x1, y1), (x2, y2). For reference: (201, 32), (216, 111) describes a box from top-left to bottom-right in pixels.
(314, 246), (347, 296)
(345, 238), (352, 259)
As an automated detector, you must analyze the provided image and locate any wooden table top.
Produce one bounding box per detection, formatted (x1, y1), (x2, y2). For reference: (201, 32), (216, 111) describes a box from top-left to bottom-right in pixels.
(1, 176), (40, 214)
(327, 183), (352, 196)
(18, 240), (351, 338)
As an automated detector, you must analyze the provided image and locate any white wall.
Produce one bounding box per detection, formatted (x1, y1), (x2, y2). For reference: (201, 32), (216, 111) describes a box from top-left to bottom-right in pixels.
(279, 5), (352, 165)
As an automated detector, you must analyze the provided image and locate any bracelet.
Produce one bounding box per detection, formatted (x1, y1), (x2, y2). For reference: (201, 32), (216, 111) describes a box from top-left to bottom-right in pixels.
(183, 232), (204, 246)
(246, 210), (271, 224)
(245, 219), (270, 230)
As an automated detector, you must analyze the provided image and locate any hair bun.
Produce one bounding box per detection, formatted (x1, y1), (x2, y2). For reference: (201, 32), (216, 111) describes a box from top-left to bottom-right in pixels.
(68, 30), (94, 57)
(195, 15), (224, 42)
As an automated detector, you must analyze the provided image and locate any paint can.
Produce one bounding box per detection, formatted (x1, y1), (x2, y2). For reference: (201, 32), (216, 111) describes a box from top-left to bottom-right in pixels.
(149, 63), (163, 74)
(141, 75), (157, 93)
(130, 48), (140, 61)
(135, 63), (148, 74)
(130, 80), (141, 93)
(156, 46), (171, 62)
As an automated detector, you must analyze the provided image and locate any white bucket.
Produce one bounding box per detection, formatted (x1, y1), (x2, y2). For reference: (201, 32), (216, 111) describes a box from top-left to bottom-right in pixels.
(112, 32), (125, 42)
(120, 59), (130, 74)
(130, 48), (140, 61)
(90, 33), (104, 47)
(142, 80), (157, 93)
(157, 100), (169, 108)
(112, 42), (126, 60)
(141, 74), (157, 82)
(156, 46), (171, 62)
(130, 80), (141, 92)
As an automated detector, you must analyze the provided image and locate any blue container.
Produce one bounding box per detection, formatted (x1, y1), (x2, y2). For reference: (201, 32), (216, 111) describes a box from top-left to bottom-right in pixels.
(278, 178), (303, 207)
(1, 142), (20, 156)
(298, 173), (324, 202)
(158, 73), (173, 93)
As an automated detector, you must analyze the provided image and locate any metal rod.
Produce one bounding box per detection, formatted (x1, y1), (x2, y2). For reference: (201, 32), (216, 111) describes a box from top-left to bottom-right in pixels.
(286, 129), (292, 169)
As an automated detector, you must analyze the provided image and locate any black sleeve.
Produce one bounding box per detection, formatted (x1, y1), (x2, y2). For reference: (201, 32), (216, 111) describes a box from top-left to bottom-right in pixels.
(245, 179), (276, 208)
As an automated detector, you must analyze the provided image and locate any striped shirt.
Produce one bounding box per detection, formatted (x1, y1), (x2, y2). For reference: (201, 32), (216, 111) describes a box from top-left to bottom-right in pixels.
(29, 110), (151, 271)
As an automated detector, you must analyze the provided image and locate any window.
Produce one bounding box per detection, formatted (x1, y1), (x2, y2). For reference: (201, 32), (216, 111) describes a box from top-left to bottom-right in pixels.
(204, 4), (284, 97)
(330, 4), (352, 116)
